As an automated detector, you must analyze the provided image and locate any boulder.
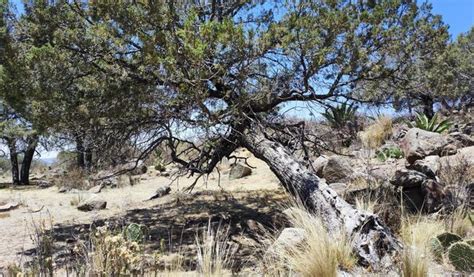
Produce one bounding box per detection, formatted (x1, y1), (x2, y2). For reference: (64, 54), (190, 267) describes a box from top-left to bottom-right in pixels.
(322, 155), (353, 183)
(421, 179), (447, 213)
(370, 159), (405, 181)
(408, 155), (440, 178)
(37, 180), (52, 188)
(400, 128), (450, 164)
(77, 196), (107, 211)
(312, 155), (328, 177)
(329, 183), (347, 195)
(229, 164), (252, 180)
(0, 201), (19, 212)
(439, 146), (474, 170)
(448, 132), (474, 148)
(390, 169), (427, 189)
(88, 183), (105, 194)
(148, 185), (171, 200)
(267, 228), (306, 255)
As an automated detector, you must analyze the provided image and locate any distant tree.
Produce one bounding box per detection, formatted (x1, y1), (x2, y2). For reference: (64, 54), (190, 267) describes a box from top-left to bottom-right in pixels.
(12, 1), (448, 267)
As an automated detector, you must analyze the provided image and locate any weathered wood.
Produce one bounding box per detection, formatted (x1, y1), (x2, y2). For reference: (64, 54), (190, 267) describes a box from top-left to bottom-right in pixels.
(241, 130), (401, 269)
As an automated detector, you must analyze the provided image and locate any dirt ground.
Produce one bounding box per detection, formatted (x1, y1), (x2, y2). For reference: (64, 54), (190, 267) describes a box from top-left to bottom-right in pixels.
(0, 151), (284, 270)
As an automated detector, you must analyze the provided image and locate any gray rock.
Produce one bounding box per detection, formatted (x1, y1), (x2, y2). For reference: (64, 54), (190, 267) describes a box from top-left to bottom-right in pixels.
(229, 164), (252, 180)
(408, 155), (440, 178)
(0, 201), (19, 212)
(439, 146), (474, 169)
(329, 183), (347, 195)
(401, 128), (450, 164)
(88, 183), (105, 194)
(58, 186), (70, 193)
(77, 196), (107, 211)
(267, 228), (306, 254)
(322, 155), (353, 183)
(390, 169), (427, 188)
(448, 132), (474, 148)
(312, 155), (328, 177)
(37, 180), (52, 188)
(148, 185), (171, 200)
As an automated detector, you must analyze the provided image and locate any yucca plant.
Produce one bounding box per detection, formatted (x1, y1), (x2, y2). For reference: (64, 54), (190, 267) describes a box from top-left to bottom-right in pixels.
(408, 113), (451, 133)
(322, 103), (357, 129)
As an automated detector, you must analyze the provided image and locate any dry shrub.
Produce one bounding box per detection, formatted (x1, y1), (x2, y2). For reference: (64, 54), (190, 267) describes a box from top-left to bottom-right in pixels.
(262, 206), (356, 277)
(400, 215), (445, 276)
(359, 116), (393, 149)
(27, 216), (55, 276)
(195, 220), (236, 276)
(55, 167), (89, 189)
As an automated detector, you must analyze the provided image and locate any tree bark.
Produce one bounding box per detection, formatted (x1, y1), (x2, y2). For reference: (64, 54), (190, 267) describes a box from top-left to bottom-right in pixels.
(75, 135), (85, 169)
(20, 135), (38, 185)
(241, 130), (401, 269)
(6, 137), (20, 186)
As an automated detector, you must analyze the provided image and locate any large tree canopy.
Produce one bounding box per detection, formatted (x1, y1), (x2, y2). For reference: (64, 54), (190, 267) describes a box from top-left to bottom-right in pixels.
(4, 0), (456, 268)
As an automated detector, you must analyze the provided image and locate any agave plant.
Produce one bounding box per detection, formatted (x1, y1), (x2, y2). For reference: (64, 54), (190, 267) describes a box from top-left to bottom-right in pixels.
(408, 113), (451, 133)
(322, 103), (357, 129)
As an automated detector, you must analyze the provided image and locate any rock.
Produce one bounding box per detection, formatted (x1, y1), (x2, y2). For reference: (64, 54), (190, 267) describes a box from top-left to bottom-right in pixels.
(312, 155), (328, 177)
(58, 186), (70, 193)
(148, 185), (171, 200)
(267, 228), (306, 254)
(329, 183), (347, 195)
(408, 155), (440, 178)
(322, 155), (353, 183)
(441, 144), (457, 156)
(88, 183), (105, 194)
(229, 163), (252, 180)
(77, 196), (107, 211)
(94, 171), (132, 188)
(421, 179), (446, 213)
(401, 128), (450, 164)
(0, 201), (19, 212)
(448, 132), (474, 148)
(390, 169), (427, 189)
(439, 146), (474, 171)
(370, 159), (405, 181)
(37, 180), (52, 188)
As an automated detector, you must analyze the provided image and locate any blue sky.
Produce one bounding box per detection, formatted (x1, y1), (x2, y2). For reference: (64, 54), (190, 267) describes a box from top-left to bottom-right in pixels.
(429, 0), (474, 38)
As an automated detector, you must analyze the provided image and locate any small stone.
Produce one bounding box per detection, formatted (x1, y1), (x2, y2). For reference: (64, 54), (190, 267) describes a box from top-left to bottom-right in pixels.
(148, 185), (171, 200)
(229, 164), (252, 180)
(77, 196), (107, 211)
(88, 183), (105, 194)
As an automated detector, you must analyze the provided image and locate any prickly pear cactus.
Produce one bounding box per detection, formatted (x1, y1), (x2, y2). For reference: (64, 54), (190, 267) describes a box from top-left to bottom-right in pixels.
(436, 232), (462, 249)
(124, 223), (144, 243)
(466, 239), (474, 247)
(429, 237), (444, 262)
(447, 242), (474, 272)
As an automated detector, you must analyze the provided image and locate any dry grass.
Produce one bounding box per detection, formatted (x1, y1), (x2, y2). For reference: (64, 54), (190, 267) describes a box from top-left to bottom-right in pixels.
(399, 215), (446, 276)
(359, 116), (393, 149)
(195, 220), (236, 276)
(355, 195), (377, 213)
(262, 206), (356, 277)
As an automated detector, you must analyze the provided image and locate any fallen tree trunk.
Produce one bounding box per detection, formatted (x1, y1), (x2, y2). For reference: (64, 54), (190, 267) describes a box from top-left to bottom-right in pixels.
(241, 129), (401, 269)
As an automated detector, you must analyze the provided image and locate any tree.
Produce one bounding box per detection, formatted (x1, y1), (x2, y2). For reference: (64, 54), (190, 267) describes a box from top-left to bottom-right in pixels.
(13, 0), (448, 268)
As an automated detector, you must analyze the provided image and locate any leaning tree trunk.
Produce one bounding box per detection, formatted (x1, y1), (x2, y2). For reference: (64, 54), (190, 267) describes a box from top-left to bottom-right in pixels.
(241, 130), (401, 269)
(6, 137), (20, 186)
(20, 135), (38, 185)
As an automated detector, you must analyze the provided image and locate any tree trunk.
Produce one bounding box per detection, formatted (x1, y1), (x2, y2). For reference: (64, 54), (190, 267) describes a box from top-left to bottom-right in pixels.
(75, 135), (85, 169)
(20, 135), (38, 185)
(420, 94), (434, 119)
(241, 130), (401, 269)
(6, 137), (20, 186)
(84, 147), (93, 171)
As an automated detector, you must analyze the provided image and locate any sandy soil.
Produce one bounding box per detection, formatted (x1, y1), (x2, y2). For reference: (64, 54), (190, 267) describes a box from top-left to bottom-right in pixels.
(0, 151), (281, 269)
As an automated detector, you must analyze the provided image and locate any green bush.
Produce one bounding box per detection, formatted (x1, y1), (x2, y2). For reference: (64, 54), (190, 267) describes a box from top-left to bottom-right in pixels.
(408, 113), (451, 133)
(376, 147), (404, 162)
(322, 103), (357, 129)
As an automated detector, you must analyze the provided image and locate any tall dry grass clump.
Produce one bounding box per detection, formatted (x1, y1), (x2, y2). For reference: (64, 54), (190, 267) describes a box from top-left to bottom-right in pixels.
(262, 206), (356, 277)
(195, 220), (236, 276)
(359, 116), (393, 149)
(399, 215), (445, 277)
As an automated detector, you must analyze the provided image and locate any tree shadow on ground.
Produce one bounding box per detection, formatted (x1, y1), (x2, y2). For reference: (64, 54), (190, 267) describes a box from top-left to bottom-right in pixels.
(21, 189), (290, 272)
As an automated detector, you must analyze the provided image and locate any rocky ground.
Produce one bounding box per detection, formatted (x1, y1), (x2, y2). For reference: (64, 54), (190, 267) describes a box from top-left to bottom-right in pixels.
(0, 121), (473, 275)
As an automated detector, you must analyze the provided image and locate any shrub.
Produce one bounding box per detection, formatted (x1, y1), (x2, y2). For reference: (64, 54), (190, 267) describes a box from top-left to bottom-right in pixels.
(359, 116), (393, 148)
(263, 206), (356, 276)
(408, 113), (451, 133)
(376, 146), (404, 162)
(322, 103), (357, 129)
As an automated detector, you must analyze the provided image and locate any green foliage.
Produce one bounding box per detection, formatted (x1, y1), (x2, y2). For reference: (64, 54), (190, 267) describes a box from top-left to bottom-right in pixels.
(447, 242), (474, 272)
(429, 237), (444, 262)
(408, 113), (451, 133)
(322, 103), (357, 129)
(435, 232), (462, 249)
(376, 147), (404, 162)
(123, 223), (145, 243)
